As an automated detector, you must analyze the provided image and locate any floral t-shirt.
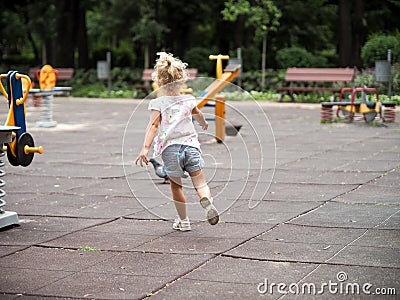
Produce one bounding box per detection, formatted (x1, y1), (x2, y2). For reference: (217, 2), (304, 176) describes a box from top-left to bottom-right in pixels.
(148, 94), (201, 157)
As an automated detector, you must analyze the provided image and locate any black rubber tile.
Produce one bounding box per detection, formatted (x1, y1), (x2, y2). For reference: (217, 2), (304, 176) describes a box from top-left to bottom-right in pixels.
(289, 202), (398, 228)
(85, 218), (174, 236)
(334, 184), (400, 205)
(289, 264), (400, 299)
(34, 272), (171, 300)
(0, 246), (115, 271)
(0, 228), (67, 247)
(185, 256), (317, 285)
(135, 235), (244, 254)
(85, 251), (212, 277)
(223, 200), (321, 224)
(0, 245), (27, 258)
(272, 169), (382, 185)
(257, 223), (365, 245)
(17, 216), (109, 232)
(151, 279), (267, 300)
(40, 230), (158, 251)
(265, 182), (358, 202)
(0, 267), (73, 294)
(168, 222), (276, 239)
(329, 245), (400, 268)
(226, 239), (343, 264)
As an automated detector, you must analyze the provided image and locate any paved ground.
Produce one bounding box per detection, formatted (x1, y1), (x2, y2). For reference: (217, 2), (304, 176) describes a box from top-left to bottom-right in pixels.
(0, 95), (399, 299)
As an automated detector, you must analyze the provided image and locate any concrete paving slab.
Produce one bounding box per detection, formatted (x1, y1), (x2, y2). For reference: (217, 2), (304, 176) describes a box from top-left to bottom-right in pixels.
(135, 235), (244, 254)
(0, 267), (73, 295)
(289, 202), (399, 228)
(0, 246), (116, 271)
(40, 230), (157, 251)
(84, 251), (212, 277)
(257, 223), (365, 245)
(33, 272), (171, 300)
(226, 239), (343, 263)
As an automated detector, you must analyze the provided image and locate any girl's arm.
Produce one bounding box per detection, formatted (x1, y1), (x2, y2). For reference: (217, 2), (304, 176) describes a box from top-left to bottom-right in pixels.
(135, 110), (161, 166)
(192, 106), (208, 130)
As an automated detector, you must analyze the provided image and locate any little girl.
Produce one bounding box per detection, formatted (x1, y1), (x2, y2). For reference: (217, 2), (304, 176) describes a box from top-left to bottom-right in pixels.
(135, 52), (219, 231)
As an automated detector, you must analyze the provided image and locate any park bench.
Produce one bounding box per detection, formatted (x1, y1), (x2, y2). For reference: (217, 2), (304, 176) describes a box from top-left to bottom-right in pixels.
(132, 68), (198, 95)
(28, 67), (74, 96)
(276, 68), (355, 101)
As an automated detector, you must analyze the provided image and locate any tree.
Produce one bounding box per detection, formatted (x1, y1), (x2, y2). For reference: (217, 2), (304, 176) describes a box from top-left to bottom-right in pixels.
(222, 0), (281, 88)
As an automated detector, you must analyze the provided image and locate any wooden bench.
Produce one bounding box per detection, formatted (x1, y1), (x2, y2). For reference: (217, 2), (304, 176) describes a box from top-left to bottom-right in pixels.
(29, 67), (74, 84)
(132, 68), (198, 95)
(28, 67), (74, 96)
(276, 68), (355, 101)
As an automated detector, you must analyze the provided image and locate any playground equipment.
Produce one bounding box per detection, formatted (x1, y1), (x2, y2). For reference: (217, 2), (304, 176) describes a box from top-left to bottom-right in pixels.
(320, 86), (397, 123)
(196, 54), (241, 142)
(0, 71), (44, 228)
(29, 64), (72, 127)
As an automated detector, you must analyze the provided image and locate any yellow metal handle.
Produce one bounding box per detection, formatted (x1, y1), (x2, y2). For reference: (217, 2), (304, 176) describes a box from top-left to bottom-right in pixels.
(15, 74), (32, 106)
(209, 55), (230, 60)
(209, 55), (230, 80)
(24, 145), (44, 155)
(0, 74), (8, 99)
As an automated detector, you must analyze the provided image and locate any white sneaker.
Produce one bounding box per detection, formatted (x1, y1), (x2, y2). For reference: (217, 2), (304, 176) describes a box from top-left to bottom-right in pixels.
(172, 217), (191, 231)
(200, 197), (219, 225)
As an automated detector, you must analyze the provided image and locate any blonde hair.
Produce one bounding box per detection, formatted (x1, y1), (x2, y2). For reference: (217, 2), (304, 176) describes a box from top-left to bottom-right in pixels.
(152, 52), (188, 93)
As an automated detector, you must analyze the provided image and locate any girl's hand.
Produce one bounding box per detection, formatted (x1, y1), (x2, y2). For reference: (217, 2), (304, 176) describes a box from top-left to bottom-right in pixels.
(201, 121), (208, 130)
(135, 148), (150, 167)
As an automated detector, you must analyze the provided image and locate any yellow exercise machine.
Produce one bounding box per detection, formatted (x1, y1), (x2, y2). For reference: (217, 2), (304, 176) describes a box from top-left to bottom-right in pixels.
(0, 71), (43, 166)
(197, 54), (241, 142)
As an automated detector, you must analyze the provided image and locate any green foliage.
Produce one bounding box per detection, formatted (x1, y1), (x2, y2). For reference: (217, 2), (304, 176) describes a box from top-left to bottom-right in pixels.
(222, 0), (281, 42)
(241, 46), (261, 72)
(276, 47), (328, 68)
(354, 63), (400, 95)
(184, 47), (215, 74)
(361, 33), (400, 67)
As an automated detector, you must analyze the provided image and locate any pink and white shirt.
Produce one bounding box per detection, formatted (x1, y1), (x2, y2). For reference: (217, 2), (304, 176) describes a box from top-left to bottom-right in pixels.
(148, 94), (201, 157)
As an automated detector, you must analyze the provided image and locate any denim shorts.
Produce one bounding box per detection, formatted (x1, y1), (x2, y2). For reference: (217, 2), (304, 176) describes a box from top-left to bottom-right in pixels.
(161, 144), (205, 178)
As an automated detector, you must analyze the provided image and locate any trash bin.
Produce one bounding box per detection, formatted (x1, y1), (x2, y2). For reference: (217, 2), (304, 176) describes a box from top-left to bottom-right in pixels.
(375, 60), (391, 82)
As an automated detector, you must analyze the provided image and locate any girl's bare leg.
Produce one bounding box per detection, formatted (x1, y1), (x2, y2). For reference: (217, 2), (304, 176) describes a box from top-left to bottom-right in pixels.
(169, 177), (187, 220)
(189, 169), (211, 199)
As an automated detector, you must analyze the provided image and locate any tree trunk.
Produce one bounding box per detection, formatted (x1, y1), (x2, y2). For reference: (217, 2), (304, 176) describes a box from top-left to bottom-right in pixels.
(261, 34), (267, 90)
(76, 2), (90, 69)
(352, 0), (366, 67)
(53, 0), (77, 67)
(338, 0), (352, 67)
